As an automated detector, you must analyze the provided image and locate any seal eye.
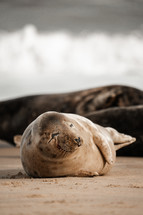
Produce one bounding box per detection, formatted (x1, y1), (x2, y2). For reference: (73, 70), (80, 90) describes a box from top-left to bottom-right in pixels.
(48, 132), (60, 143)
(51, 132), (60, 138)
(70, 124), (73, 127)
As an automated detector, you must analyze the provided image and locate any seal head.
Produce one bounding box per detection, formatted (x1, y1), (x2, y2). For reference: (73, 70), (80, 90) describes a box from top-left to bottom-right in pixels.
(20, 112), (85, 177)
(34, 112), (83, 158)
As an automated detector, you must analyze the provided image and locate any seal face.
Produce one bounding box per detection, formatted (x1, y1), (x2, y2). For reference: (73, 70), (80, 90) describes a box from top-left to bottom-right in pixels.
(20, 112), (136, 178)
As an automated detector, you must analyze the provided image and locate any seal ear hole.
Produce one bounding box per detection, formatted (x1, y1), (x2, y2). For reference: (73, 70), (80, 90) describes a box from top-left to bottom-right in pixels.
(70, 124), (73, 127)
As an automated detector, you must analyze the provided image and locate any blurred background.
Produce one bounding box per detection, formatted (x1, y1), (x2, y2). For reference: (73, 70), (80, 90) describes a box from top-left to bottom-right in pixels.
(0, 0), (143, 100)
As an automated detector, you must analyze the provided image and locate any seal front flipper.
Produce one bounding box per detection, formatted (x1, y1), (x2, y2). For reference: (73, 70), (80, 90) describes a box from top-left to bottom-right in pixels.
(106, 127), (136, 151)
(93, 132), (114, 165)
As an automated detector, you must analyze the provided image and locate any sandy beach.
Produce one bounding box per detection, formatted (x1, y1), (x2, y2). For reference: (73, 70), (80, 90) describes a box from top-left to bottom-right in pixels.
(0, 141), (143, 215)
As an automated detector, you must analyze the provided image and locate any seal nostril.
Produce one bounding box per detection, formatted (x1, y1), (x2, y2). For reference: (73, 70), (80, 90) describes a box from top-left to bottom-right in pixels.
(75, 137), (80, 142)
(74, 137), (81, 147)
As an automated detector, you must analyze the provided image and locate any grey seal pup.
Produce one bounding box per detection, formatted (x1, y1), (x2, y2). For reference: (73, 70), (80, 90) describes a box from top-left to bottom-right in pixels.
(20, 112), (136, 177)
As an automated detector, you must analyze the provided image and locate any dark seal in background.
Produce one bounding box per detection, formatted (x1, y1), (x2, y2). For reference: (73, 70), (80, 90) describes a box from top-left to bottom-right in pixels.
(0, 85), (143, 157)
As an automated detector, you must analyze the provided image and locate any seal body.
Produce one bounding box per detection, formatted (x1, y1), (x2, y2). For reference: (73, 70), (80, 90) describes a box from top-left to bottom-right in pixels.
(20, 112), (135, 177)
